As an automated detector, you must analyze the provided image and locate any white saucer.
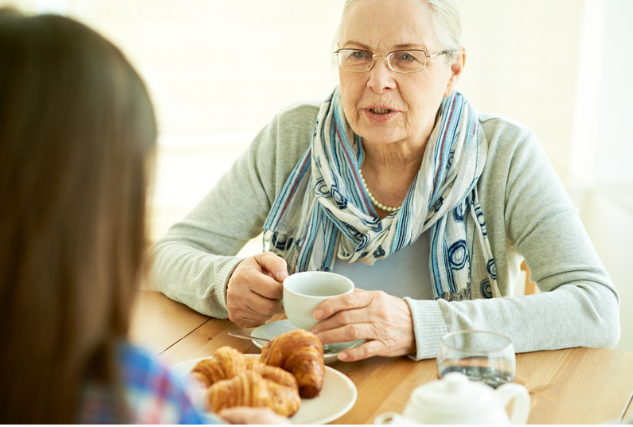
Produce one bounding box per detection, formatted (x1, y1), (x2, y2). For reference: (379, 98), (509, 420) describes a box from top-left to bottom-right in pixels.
(173, 355), (357, 424)
(251, 319), (365, 363)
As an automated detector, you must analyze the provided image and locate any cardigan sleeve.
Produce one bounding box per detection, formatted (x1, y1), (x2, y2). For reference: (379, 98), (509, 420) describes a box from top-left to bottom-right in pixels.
(405, 115), (620, 360)
(150, 103), (319, 318)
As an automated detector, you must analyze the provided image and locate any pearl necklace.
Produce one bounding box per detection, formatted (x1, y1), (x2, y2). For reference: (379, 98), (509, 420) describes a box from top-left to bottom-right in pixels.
(358, 168), (401, 213)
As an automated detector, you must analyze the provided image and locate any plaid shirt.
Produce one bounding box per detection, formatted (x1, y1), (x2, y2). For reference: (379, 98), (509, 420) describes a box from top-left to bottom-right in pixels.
(80, 342), (210, 424)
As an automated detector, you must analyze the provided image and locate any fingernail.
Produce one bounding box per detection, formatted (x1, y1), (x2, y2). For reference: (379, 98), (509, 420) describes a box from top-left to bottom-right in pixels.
(278, 271), (288, 281)
(313, 309), (323, 319)
(338, 352), (348, 361)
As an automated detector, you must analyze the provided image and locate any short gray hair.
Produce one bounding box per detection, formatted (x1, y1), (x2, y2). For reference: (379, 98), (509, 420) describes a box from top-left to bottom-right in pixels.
(334, 0), (462, 61)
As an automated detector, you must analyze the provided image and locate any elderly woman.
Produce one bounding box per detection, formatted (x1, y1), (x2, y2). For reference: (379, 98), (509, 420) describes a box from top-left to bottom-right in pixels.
(152, 0), (619, 362)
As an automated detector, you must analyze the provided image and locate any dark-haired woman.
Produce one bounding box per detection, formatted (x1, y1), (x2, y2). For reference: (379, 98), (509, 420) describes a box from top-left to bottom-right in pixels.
(0, 8), (284, 424)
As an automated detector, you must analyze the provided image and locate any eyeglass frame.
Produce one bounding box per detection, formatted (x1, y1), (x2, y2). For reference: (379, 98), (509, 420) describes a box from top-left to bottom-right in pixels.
(333, 47), (453, 73)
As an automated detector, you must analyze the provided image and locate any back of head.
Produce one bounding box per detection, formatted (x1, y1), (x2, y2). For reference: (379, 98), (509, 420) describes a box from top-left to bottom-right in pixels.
(0, 8), (156, 423)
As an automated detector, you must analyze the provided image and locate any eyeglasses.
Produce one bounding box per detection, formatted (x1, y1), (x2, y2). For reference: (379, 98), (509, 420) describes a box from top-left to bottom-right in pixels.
(334, 48), (451, 73)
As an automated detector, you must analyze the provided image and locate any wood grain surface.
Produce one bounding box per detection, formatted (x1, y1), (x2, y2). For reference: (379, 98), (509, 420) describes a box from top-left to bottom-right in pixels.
(130, 290), (633, 424)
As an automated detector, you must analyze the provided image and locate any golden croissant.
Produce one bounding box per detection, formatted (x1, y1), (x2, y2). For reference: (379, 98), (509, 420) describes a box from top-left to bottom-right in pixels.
(208, 370), (301, 417)
(190, 346), (246, 388)
(190, 346), (300, 417)
(260, 329), (325, 398)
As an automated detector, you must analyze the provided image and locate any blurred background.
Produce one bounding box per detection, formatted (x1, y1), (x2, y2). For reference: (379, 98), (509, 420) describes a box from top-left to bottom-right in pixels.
(3, 0), (632, 351)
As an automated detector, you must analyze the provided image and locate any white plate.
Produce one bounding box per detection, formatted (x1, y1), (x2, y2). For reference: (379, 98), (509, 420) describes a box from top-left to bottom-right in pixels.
(173, 355), (357, 425)
(251, 319), (365, 363)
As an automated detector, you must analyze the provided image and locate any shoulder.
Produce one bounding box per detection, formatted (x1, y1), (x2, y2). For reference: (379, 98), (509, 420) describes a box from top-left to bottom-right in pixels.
(477, 112), (545, 167)
(248, 100), (322, 191)
(117, 342), (206, 424)
(273, 99), (321, 126)
(118, 341), (163, 371)
(476, 111), (561, 208)
(117, 343), (178, 395)
(250, 100), (321, 155)
(478, 112), (537, 146)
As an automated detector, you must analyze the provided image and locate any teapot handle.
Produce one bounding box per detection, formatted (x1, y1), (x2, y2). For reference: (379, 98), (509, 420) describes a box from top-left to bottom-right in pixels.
(496, 383), (531, 424)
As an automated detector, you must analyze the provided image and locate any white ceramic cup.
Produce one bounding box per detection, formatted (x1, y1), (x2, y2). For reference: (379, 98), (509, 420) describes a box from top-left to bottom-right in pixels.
(282, 271), (354, 330)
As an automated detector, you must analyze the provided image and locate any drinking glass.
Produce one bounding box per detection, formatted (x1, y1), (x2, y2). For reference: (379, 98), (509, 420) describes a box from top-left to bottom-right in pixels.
(437, 330), (515, 389)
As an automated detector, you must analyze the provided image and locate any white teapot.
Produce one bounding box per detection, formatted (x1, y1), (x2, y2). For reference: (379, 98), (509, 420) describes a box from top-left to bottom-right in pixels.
(375, 372), (530, 425)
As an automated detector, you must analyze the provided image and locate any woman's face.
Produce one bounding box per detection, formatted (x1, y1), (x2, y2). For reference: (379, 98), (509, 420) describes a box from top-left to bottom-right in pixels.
(338, 0), (460, 150)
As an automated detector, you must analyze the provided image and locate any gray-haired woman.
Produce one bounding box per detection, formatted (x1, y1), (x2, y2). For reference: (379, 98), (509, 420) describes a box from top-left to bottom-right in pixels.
(152, 0), (619, 361)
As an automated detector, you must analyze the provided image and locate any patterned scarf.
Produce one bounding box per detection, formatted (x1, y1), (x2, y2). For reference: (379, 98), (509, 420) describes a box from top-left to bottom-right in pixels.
(262, 86), (500, 301)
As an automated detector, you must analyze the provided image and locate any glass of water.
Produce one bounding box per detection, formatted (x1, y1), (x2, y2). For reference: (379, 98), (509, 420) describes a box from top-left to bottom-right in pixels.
(437, 330), (515, 389)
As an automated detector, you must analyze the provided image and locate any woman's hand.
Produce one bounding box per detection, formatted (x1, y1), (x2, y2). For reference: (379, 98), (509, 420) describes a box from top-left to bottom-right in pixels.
(219, 407), (290, 424)
(310, 289), (416, 361)
(226, 252), (287, 328)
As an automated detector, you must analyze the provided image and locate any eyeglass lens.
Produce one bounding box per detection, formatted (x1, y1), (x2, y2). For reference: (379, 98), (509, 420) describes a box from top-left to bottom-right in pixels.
(337, 49), (427, 72)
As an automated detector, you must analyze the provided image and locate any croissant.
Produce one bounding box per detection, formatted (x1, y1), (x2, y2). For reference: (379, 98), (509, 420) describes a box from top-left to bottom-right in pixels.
(190, 346), (301, 417)
(249, 361), (298, 389)
(190, 346), (246, 388)
(208, 370), (301, 417)
(260, 329), (325, 398)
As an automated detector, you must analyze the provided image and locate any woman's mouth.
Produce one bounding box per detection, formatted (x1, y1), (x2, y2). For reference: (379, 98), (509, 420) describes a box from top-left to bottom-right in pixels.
(363, 107), (398, 122)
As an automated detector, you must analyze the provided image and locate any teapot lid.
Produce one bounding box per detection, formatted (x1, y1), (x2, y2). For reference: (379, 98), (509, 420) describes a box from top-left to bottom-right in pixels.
(409, 372), (496, 413)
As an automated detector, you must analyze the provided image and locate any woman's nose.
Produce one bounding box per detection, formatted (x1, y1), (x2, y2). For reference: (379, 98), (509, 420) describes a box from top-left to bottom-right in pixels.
(366, 57), (396, 94)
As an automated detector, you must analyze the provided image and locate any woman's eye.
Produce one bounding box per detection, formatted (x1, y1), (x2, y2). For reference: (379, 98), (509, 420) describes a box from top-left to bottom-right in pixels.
(351, 51), (367, 58)
(398, 52), (416, 61)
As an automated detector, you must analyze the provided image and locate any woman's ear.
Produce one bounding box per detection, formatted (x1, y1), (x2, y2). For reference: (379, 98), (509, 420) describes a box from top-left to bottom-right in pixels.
(444, 48), (466, 97)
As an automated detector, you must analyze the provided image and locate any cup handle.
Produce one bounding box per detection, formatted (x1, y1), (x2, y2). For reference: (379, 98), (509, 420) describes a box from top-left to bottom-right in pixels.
(374, 412), (413, 425)
(496, 383), (531, 424)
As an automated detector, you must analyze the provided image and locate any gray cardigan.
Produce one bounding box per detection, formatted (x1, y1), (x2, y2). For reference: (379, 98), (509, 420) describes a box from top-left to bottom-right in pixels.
(151, 101), (620, 360)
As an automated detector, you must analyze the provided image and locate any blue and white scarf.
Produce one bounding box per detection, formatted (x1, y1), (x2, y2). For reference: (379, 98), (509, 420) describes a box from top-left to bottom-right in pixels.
(262, 87), (500, 301)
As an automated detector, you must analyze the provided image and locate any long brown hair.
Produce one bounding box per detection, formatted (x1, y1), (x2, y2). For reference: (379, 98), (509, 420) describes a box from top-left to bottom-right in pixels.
(0, 8), (157, 423)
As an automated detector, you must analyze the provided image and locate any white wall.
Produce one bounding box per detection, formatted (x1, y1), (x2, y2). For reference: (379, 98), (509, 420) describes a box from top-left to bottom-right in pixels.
(570, 0), (633, 352)
(589, 0), (633, 188)
(456, 0), (583, 185)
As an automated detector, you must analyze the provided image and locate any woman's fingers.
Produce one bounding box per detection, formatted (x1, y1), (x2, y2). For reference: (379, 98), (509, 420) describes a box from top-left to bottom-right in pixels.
(311, 290), (416, 360)
(313, 321), (369, 344)
(311, 289), (384, 334)
(338, 339), (391, 362)
(229, 296), (283, 328)
(220, 407), (290, 424)
(312, 289), (371, 321)
(257, 251), (289, 283)
(226, 252), (286, 327)
(236, 253), (286, 299)
(227, 285), (284, 327)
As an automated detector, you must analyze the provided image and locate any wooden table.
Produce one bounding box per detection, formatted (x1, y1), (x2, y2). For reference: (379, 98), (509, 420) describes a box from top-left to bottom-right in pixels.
(130, 290), (633, 424)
